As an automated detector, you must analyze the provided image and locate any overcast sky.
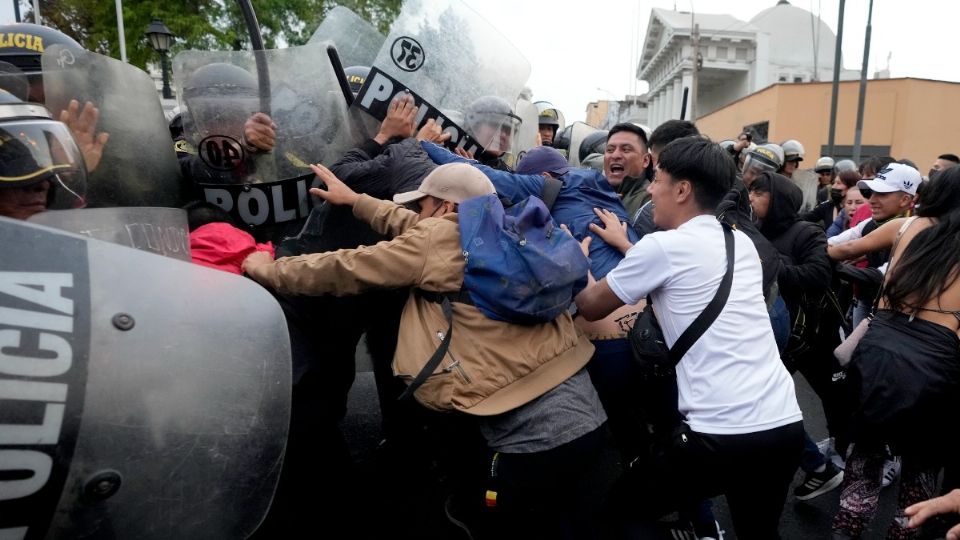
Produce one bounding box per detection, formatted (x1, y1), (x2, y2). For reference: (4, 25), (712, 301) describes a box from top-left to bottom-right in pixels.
(465, 0), (960, 122)
(2, 1), (958, 123)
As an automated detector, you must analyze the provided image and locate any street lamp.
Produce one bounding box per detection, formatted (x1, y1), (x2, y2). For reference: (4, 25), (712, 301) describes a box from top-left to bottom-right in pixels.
(145, 18), (174, 99)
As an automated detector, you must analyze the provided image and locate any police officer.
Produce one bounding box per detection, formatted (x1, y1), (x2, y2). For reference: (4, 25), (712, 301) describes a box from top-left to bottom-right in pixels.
(534, 100), (562, 146)
(780, 139), (805, 178)
(0, 90), (87, 220)
(460, 95), (521, 171)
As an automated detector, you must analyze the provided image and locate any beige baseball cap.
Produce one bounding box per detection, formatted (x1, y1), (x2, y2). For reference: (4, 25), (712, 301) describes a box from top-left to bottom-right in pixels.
(393, 163), (495, 205)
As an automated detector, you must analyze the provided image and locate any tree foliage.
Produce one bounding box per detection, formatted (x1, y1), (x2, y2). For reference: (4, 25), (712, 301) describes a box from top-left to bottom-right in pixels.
(23, 0), (400, 70)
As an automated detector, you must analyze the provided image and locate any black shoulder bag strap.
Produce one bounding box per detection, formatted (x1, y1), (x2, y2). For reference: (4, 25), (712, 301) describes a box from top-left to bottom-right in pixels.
(398, 293), (455, 401)
(540, 175), (563, 210)
(667, 222), (735, 365)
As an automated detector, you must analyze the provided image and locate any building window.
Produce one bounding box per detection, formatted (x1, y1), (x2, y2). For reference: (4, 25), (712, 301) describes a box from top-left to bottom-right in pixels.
(793, 76), (803, 83)
(735, 47), (747, 60)
(743, 121), (769, 143)
(716, 46), (727, 60)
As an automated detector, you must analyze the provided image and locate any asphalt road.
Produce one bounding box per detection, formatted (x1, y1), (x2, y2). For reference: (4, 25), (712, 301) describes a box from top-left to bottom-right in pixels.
(343, 339), (903, 539)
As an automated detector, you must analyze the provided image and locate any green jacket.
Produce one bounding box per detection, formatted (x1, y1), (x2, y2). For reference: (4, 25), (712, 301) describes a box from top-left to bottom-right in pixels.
(616, 176), (650, 219)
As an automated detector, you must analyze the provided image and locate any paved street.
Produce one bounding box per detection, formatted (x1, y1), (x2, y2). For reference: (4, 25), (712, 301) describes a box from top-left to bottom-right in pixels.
(342, 341), (901, 539)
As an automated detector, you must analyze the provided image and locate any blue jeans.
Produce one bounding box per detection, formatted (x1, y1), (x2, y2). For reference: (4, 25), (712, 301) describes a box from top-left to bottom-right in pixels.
(768, 295), (790, 353)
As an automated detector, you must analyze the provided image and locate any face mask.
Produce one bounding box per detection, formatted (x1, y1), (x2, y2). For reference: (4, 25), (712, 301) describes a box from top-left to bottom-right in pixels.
(830, 189), (844, 206)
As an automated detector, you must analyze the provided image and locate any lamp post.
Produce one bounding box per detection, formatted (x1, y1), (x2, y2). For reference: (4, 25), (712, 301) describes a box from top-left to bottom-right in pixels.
(145, 18), (174, 99)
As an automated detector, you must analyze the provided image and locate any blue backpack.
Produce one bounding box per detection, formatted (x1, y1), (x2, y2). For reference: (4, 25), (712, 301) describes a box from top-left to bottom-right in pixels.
(455, 192), (589, 324)
(397, 188), (589, 404)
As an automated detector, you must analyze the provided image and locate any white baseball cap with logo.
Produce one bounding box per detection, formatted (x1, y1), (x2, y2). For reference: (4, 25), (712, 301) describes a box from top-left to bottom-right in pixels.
(858, 163), (921, 196)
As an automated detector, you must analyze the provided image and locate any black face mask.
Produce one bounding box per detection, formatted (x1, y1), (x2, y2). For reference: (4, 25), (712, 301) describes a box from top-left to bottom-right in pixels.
(830, 189), (844, 206)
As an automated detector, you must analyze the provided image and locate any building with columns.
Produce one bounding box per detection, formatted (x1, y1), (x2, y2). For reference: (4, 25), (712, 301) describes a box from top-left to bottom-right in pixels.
(639, 0), (858, 129)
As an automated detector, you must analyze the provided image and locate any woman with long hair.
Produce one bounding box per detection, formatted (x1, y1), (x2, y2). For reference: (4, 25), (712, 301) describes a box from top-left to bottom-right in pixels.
(827, 166), (960, 539)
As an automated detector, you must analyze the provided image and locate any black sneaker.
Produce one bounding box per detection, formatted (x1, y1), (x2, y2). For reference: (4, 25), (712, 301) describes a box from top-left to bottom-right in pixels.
(794, 462), (844, 501)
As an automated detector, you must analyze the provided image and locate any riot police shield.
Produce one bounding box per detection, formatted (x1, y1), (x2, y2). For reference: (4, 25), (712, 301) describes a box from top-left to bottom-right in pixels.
(0, 216), (291, 539)
(791, 168), (820, 212)
(567, 121), (599, 167)
(29, 207), (191, 262)
(309, 6), (385, 69)
(353, 0), (531, 156)
(40, 45), (185, 208)
(512, 98), (539, 164)
(173, 41), (353, 230)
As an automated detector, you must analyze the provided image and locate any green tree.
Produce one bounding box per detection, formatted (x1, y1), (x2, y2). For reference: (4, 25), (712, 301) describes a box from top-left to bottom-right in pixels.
(23, 0), (399, 69)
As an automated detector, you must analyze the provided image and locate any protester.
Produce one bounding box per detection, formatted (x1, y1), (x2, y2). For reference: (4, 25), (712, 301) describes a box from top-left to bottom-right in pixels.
(577, 137), (803, 540)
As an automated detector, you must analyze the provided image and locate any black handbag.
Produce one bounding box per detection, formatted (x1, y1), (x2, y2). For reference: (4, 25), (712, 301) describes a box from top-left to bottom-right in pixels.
(628, 222), (735, 382)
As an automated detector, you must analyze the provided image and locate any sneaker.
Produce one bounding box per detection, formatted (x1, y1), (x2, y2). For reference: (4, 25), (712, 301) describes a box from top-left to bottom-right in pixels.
(697, 520), (725, 540)
(881, 456), (901, 488)
(794, 462), (844, 501)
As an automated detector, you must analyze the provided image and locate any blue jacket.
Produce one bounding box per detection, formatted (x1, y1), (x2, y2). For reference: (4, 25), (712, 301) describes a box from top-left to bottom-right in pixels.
(422, 142), (638, 278)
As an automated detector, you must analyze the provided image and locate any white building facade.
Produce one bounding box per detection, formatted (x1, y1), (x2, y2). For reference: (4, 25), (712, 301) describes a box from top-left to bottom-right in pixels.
(639, 0), (857, 129)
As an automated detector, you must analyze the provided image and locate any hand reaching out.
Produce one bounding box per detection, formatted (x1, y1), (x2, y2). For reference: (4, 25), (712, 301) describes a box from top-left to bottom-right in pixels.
(454, 147), (475, 160)
(375, 93), (418, 144)
(243, 112), (277, 152)
(588, 207), (633, 254)
(905, 489), (960, 539)
(416, 118), (451, 144)
(59, 99), (109, 172)
(308, 163), (359, 207)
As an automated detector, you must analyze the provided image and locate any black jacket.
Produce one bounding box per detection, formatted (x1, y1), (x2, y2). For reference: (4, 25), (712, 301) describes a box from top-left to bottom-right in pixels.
(758, 173), (832, 313)
(330, 137), (437, 199)
(718, 183), (784, 303)
(801, 199), (838, 230)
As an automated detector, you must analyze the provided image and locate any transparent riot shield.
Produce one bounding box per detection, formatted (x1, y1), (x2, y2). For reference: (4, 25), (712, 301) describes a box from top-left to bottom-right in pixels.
(353, 0), (531, 156)
(308, 6), (385, 69)
(173, 41), (353, 229)
(791, 168), (820, 213)
(567, 121), (599, 167)
(0, 215), (291, 539)
(511, 98), (539, 165)
(29, 207), (191, 262)
(40, 45), (185, 208)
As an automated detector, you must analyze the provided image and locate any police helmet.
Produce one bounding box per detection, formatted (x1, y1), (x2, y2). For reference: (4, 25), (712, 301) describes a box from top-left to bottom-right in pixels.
(535, 101), (561, 128)
(743, 144), (783, 174)
(814, 156), (835, 173)
(834, 159), (857, 175)
(343, 65), (369, 96)
(781, 139), (805, 162)
(0, 90), (87, 213)
(579, 130), (609, 163)
(464, 96), (521, 153)
(0, 23), (83, 75)
(182, 62), (258, 100)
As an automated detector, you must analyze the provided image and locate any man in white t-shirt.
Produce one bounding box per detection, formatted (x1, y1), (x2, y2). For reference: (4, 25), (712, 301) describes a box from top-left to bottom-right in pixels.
(576, 137), (803, 540)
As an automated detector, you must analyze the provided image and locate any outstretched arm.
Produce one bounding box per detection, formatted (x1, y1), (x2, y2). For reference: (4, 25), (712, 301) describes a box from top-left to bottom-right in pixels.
(828, 217), (903, 261)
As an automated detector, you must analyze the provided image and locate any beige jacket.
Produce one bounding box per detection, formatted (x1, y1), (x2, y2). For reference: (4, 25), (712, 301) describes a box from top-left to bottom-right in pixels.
(246, 194), (594, 415)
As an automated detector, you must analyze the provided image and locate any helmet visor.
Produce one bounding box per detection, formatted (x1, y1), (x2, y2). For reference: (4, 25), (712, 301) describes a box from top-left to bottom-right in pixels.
(0, 119), (86, 208)
(742, 153), (777, 174)
(469, 112), (521, 153)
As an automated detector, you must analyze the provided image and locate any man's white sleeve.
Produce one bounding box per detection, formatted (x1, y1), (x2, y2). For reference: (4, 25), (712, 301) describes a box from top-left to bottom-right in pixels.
(605, 236), (671, 305)
(827, 219), (870, 246)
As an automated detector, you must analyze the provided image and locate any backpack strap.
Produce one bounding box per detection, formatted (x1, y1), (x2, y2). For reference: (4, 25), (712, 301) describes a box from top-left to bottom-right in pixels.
(540, 175), (563, 211)
(398, 295), (455, 402)
(668, 222), (735, 365)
